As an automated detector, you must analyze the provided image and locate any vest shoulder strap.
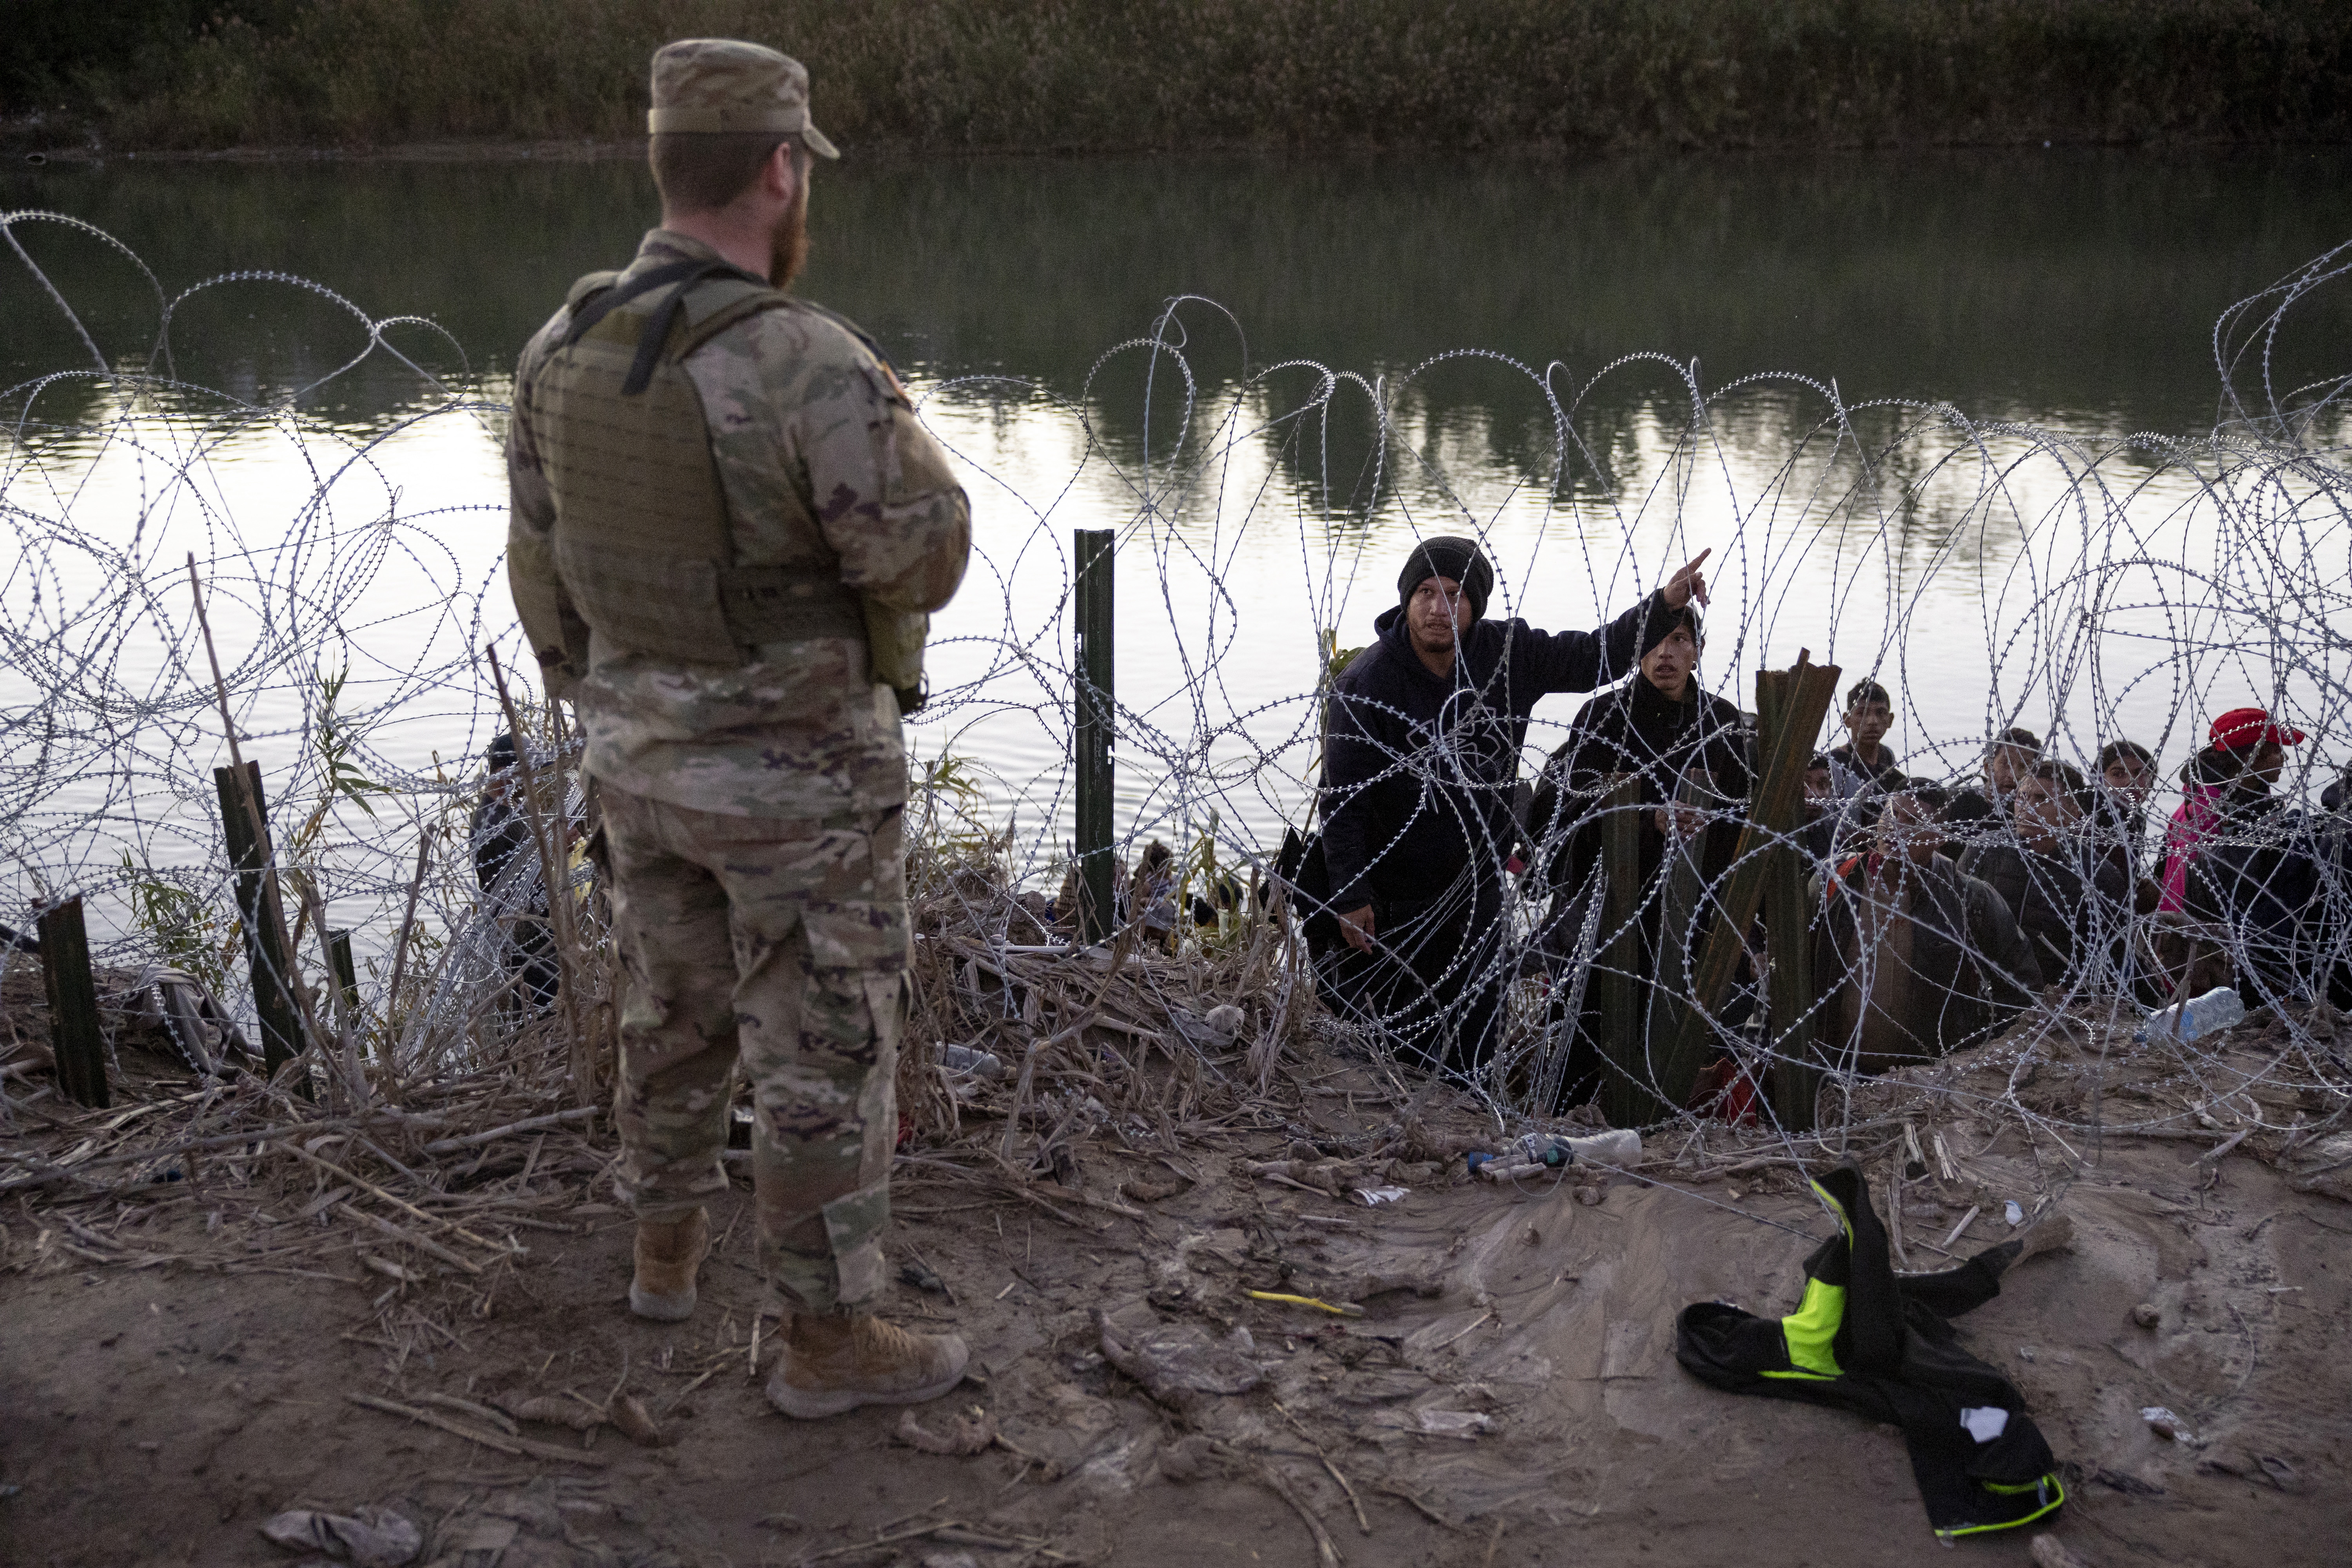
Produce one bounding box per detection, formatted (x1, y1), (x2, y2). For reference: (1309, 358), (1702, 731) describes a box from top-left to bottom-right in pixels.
(562, 269), (621, 314)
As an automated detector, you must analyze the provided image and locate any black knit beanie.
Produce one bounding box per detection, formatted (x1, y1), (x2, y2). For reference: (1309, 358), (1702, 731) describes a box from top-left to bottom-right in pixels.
(1639, 598), (1702, 659)
(1397, 535), (1494, 621)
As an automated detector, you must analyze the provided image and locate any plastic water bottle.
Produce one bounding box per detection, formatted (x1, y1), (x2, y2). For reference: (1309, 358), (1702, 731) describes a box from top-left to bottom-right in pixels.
(1506, 1129), (1644, 1169)
(1561, 1129), (1642, 1166)
(2133, 987), (2245, 1045)
(1513, 1133), (1572, 1168)
(940, 1043), (1005, 1080)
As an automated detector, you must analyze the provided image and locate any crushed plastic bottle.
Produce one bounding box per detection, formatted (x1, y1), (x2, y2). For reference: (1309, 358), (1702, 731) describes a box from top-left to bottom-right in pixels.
(940, 1043), (1005, 1080)
(2133, 986), (2245, 1045)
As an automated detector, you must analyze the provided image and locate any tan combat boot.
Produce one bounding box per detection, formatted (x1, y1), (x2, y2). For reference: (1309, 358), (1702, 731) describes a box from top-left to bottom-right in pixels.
(765, 1311), (970, 1419)
(628, 1207), (709, 1321)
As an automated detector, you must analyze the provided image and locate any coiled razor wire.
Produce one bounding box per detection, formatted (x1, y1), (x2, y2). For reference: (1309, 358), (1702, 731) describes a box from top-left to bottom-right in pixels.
(3, 211), (2348, 1191)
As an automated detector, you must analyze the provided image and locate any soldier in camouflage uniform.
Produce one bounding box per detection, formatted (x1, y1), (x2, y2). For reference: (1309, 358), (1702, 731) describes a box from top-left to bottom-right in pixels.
(506, 38), (973, 1419)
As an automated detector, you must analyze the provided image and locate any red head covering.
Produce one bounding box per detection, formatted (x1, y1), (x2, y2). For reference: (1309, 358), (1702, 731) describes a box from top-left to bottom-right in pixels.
(2208, 707), (2304, 754)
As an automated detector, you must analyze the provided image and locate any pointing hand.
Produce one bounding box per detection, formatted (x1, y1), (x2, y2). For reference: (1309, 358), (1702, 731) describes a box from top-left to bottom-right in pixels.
(1664, 549), (1711, 610)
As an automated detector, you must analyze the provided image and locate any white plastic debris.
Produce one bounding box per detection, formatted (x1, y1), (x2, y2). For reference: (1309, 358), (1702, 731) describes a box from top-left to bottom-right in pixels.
(1352, 1185), (1408, 1206)
(2134, 986), (2245, 1045)
(940, 1043), (1004, 1080)
(1959, 1406), (2011, 1443)
(2141, 1405), (2195, 1442)
(2005, 1200), (2025, 1227)
(259, 1508), (421, 1568)
(1369, 1407), (1497, 1438)
(1562, 1128), (1642, 1165)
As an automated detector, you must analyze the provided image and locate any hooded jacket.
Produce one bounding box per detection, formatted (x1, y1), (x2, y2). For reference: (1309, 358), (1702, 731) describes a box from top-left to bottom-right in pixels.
(2194, 783), (2325, 996)
(1957, 838), (2131, 982)
(1320, 593), (1662, 910)
(1813, 852), (2043, 1071)
(1528, 671), (1753, 903)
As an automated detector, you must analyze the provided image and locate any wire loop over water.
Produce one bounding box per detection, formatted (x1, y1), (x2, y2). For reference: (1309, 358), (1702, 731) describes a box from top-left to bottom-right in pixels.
(2, 212), (2348, 1200)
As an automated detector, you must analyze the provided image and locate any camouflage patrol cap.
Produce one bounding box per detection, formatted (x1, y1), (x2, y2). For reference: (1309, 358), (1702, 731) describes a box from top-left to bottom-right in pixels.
(647, 39), (840, 160)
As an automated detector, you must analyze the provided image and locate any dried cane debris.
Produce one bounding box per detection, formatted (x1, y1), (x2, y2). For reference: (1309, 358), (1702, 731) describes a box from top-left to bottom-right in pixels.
(896, 1406), (1000, 1455)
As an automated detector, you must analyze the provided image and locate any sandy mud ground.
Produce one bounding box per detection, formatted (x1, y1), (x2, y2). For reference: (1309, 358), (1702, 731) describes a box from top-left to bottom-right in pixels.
(5, 1034), (2350, 1568)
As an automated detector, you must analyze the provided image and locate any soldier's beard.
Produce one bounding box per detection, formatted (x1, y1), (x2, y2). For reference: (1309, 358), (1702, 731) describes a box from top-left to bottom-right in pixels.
(769, 188), (810, 288)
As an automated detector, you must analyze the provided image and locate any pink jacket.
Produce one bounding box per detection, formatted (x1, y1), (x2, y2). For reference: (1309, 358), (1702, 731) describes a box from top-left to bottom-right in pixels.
(2158, 780), (2224, 914)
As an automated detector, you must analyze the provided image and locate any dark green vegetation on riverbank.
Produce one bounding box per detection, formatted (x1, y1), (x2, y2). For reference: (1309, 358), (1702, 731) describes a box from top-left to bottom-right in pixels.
(7, 0), (2350, 155)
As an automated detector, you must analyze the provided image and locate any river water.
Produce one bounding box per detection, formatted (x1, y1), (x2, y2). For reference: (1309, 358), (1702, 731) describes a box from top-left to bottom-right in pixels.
(3, 149), (2348, 933)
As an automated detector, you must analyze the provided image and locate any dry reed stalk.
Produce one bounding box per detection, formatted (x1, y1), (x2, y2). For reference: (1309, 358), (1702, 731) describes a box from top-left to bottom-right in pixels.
(380, 819), (435, 1073)
(185, 553), (336, 1088)
(482, 644), (590, 1108)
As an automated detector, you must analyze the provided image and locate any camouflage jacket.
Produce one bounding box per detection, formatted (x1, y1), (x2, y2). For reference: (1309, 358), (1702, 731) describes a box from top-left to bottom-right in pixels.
(507, 230), (971, 818)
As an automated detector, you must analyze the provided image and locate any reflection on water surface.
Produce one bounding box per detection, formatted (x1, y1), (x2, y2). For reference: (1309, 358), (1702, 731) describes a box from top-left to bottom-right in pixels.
(2, 150), (2347, 949)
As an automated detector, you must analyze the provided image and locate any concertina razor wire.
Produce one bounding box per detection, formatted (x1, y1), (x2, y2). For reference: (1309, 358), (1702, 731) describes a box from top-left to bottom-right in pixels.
(3, 210), (2349, 1188)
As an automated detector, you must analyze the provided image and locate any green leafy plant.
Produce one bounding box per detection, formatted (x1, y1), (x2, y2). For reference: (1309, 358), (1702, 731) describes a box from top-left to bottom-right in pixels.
(120, 851), (237, 998)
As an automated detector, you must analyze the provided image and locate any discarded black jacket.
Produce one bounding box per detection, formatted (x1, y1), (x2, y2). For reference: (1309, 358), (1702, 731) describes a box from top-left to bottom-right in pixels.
(1319, 592), (1662, 910)
(1676, 1165), (2065, 1542)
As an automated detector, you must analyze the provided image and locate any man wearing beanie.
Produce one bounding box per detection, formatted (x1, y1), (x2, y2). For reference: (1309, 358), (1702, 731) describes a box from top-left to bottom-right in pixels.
(1319, 535), (1709, 1073)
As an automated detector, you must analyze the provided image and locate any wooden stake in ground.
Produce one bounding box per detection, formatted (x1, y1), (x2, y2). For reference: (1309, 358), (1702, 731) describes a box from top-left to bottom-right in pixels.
(36, 896), (108, 1109)
(187, 553), (328, 1093)
(483, 643), (590, 1107)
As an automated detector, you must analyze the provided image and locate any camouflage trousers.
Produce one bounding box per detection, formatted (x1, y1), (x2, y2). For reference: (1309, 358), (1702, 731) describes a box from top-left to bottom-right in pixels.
(600, 786), (906, 1315)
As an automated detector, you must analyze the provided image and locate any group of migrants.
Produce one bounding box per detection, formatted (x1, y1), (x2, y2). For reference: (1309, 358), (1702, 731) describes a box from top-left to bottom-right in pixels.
(476, 27), (2342, 1428)
(1304, 534), (2352, 1110)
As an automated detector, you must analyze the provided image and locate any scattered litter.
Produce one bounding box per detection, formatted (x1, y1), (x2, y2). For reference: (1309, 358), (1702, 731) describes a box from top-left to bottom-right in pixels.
(1095, 1308), (1263, 1402)
(1559, 1129), (1641, 1165)
(1167, 1004), (1245, 1050)
(1370, 1408), (1495, 1439)
(939, 1044), (1004, 1081)
(1959, 1406), (2010, 1443)
(607, 1394), (664, 1447)
(897, 1407), (998, 1455)
(259, 1506), (421, 1568)
(1245, 1289), (1365, 1318)
(1352, 1185), (1408, 1207)
(2134, 985), (2245, 1045)
(2140, 1406), (2196, 1443)
(2005, 1200), (2025, 1227)
(1471, 1129), (1640, 1179)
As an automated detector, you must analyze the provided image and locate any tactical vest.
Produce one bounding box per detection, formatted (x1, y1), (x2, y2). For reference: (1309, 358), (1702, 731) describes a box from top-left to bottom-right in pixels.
(529, 258), (927, 711)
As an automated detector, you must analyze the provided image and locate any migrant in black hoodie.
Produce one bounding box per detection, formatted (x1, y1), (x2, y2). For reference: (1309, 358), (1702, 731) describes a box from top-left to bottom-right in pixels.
(1320, 592), (1665, 913)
